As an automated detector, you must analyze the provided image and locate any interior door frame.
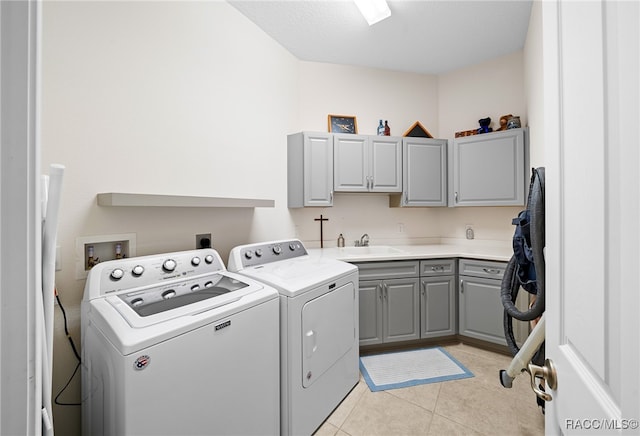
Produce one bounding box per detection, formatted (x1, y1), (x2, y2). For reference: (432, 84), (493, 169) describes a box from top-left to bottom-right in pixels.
(543, 1), (640, 433)
(0, 1), (42, 435)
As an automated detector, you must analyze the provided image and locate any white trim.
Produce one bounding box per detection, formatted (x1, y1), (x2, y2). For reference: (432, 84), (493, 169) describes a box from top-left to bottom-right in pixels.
(0, 1), (41, 435)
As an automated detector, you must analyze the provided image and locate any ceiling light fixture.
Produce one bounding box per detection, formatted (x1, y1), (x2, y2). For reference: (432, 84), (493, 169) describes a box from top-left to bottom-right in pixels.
(353, 0), (391, 26)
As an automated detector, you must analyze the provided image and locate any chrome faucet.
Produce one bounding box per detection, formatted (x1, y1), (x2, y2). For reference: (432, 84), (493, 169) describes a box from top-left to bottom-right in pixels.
(360, 233), (370, 247)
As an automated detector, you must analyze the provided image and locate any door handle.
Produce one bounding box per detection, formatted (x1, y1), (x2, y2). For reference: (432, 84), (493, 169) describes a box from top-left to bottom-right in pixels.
(526, 358), (558, 402)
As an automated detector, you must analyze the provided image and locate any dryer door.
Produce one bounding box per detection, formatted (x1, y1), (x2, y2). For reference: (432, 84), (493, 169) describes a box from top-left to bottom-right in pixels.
(301, 281), (356, 388)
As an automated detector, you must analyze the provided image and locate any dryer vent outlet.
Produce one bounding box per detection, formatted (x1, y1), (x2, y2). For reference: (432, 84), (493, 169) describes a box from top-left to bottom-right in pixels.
(196, 233), (212, 249)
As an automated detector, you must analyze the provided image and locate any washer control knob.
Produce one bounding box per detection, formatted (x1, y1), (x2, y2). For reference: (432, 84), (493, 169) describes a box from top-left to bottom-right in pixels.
(132, 265), (144, 277)
(289, 243), (297, 251)
(162, 259), (177, 272)
(204, 281), (214, 288)
(191, 284), (201, 291)
(255, 249), (263, 257)
(191, 256), (201, 266)
(244, 250), (253, 259)
(110, 268), (125, 280)
(273, 245), (282, 255)
(204, 255), (214, 264)
(162, 290), (176, 299)
(131, 298), (144, 307)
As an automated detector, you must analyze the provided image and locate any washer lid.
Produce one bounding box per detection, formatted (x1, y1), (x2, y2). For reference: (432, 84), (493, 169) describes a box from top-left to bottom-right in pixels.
(119, 274), (248, 317)
(237, 256), (357, 296)
(105, 272), (269, 329)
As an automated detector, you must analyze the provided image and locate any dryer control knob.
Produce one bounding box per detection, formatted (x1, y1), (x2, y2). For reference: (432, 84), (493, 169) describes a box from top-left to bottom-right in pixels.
(132, 265), (144, 277)
(110, 268), (125, 280)
(273, 245), (282, 255)
(255, 249), (263, 257)
(244, 251), (253, 259)
(162, 259), (177, 272)
(204, 255), (214, 264)
(289, 243), (297, 251)
(191, 256), (201, 266)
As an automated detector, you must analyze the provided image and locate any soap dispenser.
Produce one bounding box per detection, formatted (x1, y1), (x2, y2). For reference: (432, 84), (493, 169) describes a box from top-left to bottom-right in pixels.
(337, 233), (345, 247)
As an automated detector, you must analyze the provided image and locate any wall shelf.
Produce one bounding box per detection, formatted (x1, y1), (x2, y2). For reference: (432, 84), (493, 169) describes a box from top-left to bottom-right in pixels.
(97, 193), (275, 208)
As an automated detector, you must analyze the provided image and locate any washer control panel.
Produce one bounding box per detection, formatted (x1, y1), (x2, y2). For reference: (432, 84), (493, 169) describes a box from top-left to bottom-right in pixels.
(87, 249), (225, 298)
(232, 239), (307, 268)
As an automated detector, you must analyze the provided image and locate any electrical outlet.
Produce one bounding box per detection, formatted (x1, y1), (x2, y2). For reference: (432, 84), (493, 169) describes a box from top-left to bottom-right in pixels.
(465, 225), (475, 240)
(196, 233), (212, 249)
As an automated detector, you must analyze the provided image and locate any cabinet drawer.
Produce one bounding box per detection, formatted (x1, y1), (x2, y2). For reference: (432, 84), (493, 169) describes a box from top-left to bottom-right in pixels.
(353, 261), (419, 280)
(459, 259), (507, 279)
(419, 259), (456, 276)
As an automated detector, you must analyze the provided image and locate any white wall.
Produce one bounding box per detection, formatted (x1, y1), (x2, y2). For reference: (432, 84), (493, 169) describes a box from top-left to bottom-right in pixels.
(41, 3), (299, 434)
(524, 0), (545, 168)
(436, 51), (526, 241)
(40, 2), (531, 434)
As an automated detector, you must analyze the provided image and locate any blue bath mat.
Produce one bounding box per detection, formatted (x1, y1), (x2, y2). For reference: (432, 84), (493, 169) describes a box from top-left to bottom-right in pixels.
(359, 347), (474, 392)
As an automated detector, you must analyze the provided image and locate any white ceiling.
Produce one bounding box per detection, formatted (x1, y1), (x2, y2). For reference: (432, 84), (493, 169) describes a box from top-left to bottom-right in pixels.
(228, 0), (533, 75)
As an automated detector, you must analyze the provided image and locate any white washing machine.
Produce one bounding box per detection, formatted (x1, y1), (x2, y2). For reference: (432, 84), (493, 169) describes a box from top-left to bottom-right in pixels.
(81, 248), (280, 436)
(228, 239), (359, 436)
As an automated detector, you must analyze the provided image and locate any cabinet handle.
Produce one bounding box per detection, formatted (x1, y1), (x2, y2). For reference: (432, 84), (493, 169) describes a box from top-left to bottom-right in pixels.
(455, 191), (458, 203)
(330, 190), (333, 202)
(483, 268), (501, 275)
(460, 279), (464, 293)
(431, 265), (445, 272)
(383, 282), (388, 299)
(405, 192), (408, 204)
(421, 281), (426, 297)
(377, 283), (382, 300)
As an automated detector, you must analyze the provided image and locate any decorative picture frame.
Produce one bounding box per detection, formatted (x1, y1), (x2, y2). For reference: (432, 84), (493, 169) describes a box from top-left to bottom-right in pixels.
(328, 114), (358, 134)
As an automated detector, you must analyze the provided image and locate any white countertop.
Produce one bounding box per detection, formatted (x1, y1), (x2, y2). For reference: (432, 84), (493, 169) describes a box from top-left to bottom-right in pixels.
(307, 240), (513, 263)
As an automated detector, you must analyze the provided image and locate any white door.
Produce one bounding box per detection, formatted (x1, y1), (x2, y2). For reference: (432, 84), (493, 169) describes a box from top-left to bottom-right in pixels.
(543, 1), (639, 434)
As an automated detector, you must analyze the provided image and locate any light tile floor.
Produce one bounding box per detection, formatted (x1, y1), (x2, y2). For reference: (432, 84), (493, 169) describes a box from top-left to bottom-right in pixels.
(315, 344), (545, 436)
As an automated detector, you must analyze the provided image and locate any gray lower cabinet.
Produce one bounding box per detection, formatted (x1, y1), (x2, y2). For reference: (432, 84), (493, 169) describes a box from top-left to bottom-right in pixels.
(450, 127), (528, 207)
(287, 132), (333, 208)
(420, 259), (456, 338)
(355, 261), (420, 346)
(458, 259), (508, 346)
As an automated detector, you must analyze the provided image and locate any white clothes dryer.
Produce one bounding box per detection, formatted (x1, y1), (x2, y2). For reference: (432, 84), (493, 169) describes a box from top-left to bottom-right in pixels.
(228, 239), (359, 436)
(81, 248), (280, 436)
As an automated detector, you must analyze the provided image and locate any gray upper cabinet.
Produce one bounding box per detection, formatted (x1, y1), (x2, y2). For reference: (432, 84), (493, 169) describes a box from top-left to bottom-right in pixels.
(334, 134), (402, 193)
(287, 132), (333, 208)
(450, 128), (528, 206)
(392, 137), (447, 207)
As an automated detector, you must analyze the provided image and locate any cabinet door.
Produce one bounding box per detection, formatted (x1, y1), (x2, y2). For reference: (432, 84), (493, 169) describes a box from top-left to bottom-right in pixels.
(303, 133), (334, 206)
(451, 128), (526, 206)
(334, 134), (368, 192)
(403, 138), (447, 206)
(370, 136), (402, 192)
(420, 276), (456, 338)
(382, 278), (420, 343)
(287, 132), (333, 208)
(458, 276), (507, 346)
(358, 280), (383, 346)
